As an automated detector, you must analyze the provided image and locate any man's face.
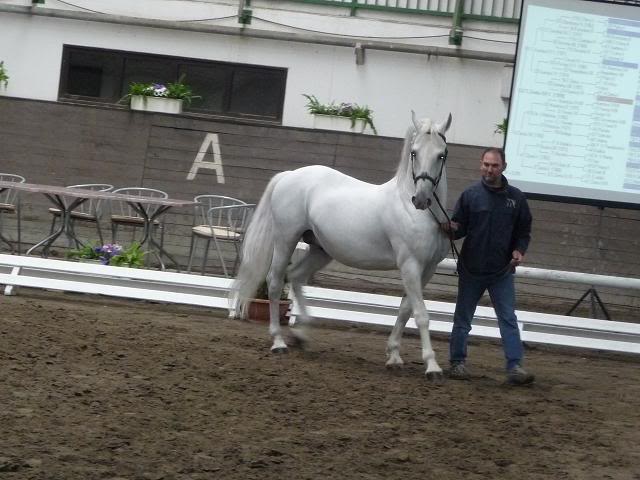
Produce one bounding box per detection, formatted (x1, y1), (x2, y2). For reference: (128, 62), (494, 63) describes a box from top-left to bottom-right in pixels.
(480, 151), (506, 186)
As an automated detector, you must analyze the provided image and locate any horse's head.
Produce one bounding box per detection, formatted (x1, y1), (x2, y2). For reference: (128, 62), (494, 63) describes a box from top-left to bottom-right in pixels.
(407, 111), (452, 210)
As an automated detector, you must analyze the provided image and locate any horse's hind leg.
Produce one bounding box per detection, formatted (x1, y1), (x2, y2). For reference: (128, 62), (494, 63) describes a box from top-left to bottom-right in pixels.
(287, 245), (332, 347)
(266, 241), (295, 353)
(386, 295), (412, 368)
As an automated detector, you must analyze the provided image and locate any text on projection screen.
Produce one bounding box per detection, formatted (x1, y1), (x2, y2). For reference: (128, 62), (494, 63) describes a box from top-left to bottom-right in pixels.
(505, 0), (640, 205)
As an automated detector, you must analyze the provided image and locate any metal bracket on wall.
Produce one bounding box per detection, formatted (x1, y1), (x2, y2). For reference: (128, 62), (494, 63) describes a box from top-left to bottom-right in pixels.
(449, 0), (465, 46)
(238, 0), (252, 25)
(355, 43), (365, 65)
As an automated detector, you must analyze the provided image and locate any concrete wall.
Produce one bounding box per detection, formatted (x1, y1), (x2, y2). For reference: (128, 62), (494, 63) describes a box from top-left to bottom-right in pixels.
(1, 97), (639, 320)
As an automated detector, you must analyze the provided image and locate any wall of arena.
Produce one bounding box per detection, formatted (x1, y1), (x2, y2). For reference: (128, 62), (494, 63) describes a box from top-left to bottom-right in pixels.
(2, 97), (639, 320)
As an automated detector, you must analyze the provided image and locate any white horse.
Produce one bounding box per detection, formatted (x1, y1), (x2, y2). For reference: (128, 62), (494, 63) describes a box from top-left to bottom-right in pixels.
(232, 112), (452, 381)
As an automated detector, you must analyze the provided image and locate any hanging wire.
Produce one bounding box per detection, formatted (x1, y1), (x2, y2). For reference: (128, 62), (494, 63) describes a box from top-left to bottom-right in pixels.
(52, 0), (237, 22)
(252, 15), (451, 39)
(45, 0), (518, 43)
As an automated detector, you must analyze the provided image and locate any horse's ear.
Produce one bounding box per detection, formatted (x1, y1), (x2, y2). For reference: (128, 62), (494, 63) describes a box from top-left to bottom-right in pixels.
(436, 113), (452, 134)
(411, 110), (420, 132)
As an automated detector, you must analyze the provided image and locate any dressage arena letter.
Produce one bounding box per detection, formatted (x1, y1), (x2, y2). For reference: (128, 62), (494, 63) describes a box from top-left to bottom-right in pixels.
(187, 133), (226, 183)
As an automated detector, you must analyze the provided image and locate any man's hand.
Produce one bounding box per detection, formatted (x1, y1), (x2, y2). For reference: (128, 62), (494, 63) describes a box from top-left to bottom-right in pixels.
(510, 250), (524, 267)
(440, 221), (459, 235)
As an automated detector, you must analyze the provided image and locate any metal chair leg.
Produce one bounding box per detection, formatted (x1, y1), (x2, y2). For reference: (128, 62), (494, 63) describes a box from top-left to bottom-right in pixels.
(231, 242), (242, 277)
(95, 219), (104, 245)
(187, 234), (197, 272)
(212, 236), (229, 278)
(49, 213), (58, 236)
(16, 195), (22, 255)
(0, 211), (10, 253)
(200, 238), (211, 276)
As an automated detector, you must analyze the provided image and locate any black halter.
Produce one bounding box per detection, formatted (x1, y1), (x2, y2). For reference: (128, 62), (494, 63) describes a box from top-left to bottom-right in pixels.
(410, 131), (448, 187)
(410, 131), (460, 264)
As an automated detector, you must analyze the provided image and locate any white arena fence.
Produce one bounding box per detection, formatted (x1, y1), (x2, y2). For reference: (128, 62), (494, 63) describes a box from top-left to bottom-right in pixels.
(0, 253), (639, 355)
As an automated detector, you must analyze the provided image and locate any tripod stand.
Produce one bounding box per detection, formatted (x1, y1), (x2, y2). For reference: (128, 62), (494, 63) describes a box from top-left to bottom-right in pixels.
(566, 287), (610, 320)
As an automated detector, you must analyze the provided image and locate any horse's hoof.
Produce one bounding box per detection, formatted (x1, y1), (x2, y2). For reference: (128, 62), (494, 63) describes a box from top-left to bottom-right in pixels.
(425, 371), (445, 384)
(271, 347), (289, 354)
(385, 362), (403, 370)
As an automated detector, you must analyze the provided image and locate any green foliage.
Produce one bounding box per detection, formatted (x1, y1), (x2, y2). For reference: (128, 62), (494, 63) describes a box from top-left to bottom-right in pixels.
(66, 243), (100, 260)
(0, 61), (9, 88)
(110, 242), (146, 268)
(124, 74), (200, 105)
(303, 94), (378, 134)
(495, 117), (508, 135)
(66, 242), (146, 268)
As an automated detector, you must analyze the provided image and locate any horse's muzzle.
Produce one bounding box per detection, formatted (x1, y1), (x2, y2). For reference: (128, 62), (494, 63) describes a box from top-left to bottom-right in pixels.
(411, 196), (432, 210)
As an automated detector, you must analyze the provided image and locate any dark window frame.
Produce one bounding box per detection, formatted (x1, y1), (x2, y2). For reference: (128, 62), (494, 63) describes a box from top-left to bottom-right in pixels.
(59, 45), (287, 122)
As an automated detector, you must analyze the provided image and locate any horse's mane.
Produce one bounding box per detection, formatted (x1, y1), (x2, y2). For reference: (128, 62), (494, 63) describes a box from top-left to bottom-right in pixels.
(395, 118), (434, 196)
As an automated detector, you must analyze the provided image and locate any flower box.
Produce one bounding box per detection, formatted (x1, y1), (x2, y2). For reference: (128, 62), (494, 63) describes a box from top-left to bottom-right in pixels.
(313, 114), (366, 133)
(130, 95), (183, 114)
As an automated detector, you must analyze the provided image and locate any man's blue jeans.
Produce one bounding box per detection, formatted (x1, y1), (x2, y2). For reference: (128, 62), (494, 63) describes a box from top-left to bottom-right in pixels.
(449, 271), (523, 371)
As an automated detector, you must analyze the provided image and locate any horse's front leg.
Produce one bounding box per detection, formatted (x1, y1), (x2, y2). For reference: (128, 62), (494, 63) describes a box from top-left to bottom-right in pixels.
(399, 263), (443, 382)
(386, 295), (412, 368)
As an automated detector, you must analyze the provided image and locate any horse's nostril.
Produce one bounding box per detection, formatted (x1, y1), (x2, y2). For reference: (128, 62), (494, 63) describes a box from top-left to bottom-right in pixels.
(411, 196), (416, 204)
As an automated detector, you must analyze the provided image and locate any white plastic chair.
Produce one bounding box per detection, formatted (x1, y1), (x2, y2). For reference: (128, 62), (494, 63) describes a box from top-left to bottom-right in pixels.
(187, 195), (253, 276)
(110, 187), (168, 245)
(0, 173), (26, 254)
(48, 183), (114, 246)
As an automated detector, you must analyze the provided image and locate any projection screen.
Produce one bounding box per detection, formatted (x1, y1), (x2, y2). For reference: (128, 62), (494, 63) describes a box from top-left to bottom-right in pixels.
(505, 0), (640, 208)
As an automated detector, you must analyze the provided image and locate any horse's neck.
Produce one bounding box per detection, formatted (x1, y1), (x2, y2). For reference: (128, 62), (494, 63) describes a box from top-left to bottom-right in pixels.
(436, 171), (447, 206)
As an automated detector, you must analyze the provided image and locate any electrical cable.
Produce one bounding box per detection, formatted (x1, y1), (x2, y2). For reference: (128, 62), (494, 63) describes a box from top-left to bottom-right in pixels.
(251, 15), (450, 39)
(52, 0), (236, 22)
(46, 2), (518, 43)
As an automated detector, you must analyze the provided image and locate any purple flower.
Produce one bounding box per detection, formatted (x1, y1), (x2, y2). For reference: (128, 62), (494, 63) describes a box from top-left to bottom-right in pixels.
(152, 84), (168, 97)
(96, 243), (123, 262)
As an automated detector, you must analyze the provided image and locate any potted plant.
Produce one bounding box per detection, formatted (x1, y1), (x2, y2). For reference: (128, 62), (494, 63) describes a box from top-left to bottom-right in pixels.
(0, 61), (9, 89)
(123, 75), (199, 114)
(495, 117), (508, 135)
(303, 94), (377, 134)
(246, 280), (291, 325)
(66, 243), (101, 263)
(66, 242), (146, 268)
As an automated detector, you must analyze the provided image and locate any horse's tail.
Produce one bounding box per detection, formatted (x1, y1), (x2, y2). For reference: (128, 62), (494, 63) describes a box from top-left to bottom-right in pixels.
(229, 171), (288, 317)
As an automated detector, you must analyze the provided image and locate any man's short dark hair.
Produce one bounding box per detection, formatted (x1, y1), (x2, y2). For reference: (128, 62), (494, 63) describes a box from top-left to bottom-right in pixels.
(481, 147), (506, 165)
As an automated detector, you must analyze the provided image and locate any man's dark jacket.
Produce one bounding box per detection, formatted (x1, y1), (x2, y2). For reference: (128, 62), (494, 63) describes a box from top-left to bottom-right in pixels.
(451, 176), (532, 277)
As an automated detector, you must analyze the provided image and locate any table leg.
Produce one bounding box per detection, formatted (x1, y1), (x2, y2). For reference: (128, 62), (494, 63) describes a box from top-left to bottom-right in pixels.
(26, 194), (88, 257)
(128, 202), (181, 271)
(0, 187), (17, 253)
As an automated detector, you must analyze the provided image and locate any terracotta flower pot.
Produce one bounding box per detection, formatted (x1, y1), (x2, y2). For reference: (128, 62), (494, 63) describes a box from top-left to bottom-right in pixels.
(247, 299), (291, 325)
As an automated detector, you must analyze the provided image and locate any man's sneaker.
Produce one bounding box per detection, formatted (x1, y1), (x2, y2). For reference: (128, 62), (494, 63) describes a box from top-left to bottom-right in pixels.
(448, 362), (471, 380)
(506, 365), (535, 385)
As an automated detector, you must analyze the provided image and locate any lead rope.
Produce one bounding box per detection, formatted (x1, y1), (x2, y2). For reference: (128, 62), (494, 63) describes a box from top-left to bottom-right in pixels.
(430, 195), (514, 281)
(411, 130), (460, 270)
(428, 192), (460, 271)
